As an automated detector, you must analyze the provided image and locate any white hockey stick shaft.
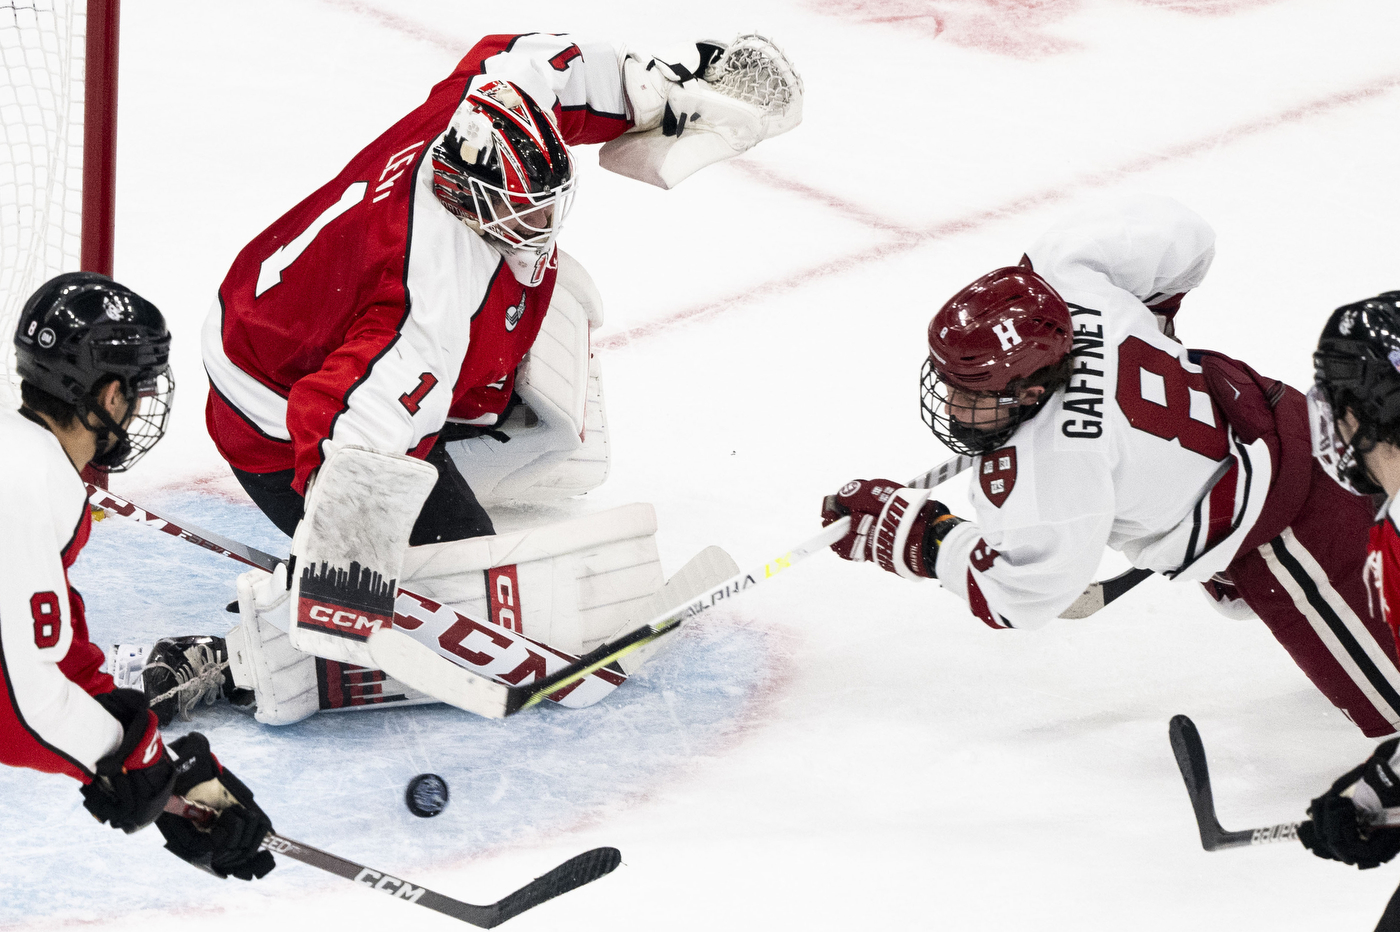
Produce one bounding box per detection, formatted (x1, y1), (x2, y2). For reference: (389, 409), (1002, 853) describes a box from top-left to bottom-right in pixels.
(607, 450), (1132, 653)
(602, 455), (977, 637)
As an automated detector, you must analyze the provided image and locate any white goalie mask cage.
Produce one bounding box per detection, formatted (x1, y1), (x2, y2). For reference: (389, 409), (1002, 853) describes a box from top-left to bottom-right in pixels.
(431, 79), (576, 286)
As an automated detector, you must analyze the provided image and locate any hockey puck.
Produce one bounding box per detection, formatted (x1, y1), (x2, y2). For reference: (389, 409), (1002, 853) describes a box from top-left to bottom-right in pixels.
(405, 773), (450, 818)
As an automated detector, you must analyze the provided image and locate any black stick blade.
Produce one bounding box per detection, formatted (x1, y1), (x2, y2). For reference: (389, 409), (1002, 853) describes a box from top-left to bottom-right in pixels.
(1101, 567), (1153, 605)
(1168, 714), (1227, 850)
(484, 847), (622, 928)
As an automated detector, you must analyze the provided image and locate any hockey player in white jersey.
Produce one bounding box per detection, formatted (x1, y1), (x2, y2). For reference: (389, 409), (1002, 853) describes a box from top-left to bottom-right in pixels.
(822, 195), (1400, 736)
(2, 273), (274, 880)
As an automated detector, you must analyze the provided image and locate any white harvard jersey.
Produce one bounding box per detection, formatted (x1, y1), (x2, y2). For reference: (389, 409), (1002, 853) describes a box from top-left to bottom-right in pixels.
(934, 195), (1270, 629)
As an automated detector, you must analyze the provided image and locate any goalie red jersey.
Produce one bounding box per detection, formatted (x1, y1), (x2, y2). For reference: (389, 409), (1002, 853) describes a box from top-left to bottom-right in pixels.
(0, 408), (121, 782)
(203, 34), (631, 494)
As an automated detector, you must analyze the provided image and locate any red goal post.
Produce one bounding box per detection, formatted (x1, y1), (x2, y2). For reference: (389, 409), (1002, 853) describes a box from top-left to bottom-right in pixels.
(1, 0), (120, 483)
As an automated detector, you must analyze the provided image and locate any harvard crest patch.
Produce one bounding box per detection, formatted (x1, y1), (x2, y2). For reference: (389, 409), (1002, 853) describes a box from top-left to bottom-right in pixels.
(979, 447), (1018, 508)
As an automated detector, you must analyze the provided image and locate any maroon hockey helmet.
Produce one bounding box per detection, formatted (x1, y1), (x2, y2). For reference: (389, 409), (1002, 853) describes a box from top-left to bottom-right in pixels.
(926, 266), (1073, 392)
(920, 266), (1074, 455)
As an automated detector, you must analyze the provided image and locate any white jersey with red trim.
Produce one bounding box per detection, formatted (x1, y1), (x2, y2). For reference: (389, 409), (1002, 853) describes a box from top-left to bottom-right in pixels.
(0, 408), (121, 782)
(203, 34), (631, 494)
(933, 196), (1272, 630)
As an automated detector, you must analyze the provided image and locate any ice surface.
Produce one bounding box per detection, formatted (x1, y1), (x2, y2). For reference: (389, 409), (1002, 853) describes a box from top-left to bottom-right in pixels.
(6, 0), (1400, 929)
(9, 492), (783, 924)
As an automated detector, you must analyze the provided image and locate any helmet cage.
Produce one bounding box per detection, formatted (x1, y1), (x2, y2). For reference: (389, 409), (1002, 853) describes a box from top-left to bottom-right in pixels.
(431, 81), (576, 262)
(920, 355), (1071, 456)
(85, 366), (175, 472)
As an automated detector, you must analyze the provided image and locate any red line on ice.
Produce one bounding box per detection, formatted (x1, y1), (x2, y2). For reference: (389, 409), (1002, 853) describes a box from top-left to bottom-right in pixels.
(596, 71), (1400, 350)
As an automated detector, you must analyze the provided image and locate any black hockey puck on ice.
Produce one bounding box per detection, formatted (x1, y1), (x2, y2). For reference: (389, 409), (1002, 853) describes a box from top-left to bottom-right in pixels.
(405, 773), (450, 818)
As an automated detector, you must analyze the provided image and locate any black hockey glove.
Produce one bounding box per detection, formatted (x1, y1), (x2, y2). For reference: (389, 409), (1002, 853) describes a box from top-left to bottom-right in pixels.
(79, 688), (175, 833)
(1299, 738), (1400, 869)
(155, 732), (276, 881)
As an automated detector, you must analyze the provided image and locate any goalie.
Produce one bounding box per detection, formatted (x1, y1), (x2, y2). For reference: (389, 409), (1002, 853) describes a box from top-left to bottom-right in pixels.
(178, 34), (795, 725)
(203, 32), (800, 537)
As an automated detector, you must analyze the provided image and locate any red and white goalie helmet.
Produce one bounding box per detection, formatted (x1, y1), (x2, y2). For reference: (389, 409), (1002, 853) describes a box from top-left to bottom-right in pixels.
(431, 79), (576, 286)
(920, 264), (1074, 454)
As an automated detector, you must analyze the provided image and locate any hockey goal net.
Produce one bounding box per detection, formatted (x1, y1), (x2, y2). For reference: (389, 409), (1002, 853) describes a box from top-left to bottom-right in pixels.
(0, 0), (118, 409)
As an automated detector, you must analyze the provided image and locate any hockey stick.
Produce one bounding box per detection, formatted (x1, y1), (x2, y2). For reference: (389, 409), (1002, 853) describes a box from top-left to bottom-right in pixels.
(365, 453), (1157, 714)
(88, 455), (1148, 717)
(507, 453), (1148, 712)
(163, 796), (618, 927)
(1168, 714), (1400, 851)
(84, 485), (628, 718)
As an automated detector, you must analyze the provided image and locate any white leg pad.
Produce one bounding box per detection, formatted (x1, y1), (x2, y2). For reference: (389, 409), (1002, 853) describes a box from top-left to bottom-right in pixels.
(400, 503), (664, 656)
(289, 446), (437, 665)
(227, 566), (320, 726)
(447, 252), (610, 504)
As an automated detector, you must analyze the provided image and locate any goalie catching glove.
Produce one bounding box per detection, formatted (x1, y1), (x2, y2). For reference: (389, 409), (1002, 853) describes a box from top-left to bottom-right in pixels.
(156, 732), (276, 881)
(602, 34), (803, 189)
(822, 479), (964, 579)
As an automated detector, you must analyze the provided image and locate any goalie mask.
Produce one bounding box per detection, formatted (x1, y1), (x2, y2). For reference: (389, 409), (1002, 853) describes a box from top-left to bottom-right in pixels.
(14, 271), (174, 472)
(431, 79), (576, 286)
(1312, 291), (1400, 495)
(921, 265), (1074, 456)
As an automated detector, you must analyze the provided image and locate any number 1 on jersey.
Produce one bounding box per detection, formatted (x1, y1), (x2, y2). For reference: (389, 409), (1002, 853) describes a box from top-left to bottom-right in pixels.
(255, 182), (367, 297)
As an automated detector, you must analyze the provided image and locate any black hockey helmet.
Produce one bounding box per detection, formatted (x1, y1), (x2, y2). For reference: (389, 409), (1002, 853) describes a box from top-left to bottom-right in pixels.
(14, 271), (174, 471)
(1313, 291), (1400, 493)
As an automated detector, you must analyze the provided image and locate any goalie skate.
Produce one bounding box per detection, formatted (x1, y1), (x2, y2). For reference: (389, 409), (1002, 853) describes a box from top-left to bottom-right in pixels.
(142, 635), (254, 726)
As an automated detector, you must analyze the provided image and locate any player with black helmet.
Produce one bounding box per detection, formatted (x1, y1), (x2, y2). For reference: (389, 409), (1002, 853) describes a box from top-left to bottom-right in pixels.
(1297, 293), (1400, 891)
(1, 272), (274, 881)
(822, 194), (1400, 736)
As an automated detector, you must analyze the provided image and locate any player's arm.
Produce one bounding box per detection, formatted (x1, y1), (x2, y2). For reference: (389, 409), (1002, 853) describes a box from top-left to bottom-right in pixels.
(822, 476), (1115, 629)
(0, 479), (123, 779)
(284, 303), (450, 495)
(934, 511), (1115, 629)
(1024, 194), (1215, 339)
(454, 34), (632, 146)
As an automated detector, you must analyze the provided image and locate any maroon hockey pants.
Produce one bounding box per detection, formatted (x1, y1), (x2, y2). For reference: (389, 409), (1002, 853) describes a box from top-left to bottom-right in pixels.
(1228, 460), (1400, 737)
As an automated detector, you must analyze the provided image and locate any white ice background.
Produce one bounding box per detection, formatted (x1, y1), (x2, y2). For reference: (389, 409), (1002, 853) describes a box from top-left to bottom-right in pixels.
(5, 0), (1400, 929)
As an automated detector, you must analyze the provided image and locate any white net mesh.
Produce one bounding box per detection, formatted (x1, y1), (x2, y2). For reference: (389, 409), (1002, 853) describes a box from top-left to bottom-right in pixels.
(705, 34), (802, 116)
(0, 1), (87, 407)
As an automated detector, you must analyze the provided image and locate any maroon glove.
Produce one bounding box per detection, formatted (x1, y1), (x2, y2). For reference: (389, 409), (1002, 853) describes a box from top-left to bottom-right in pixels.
(822, 479), (963, 579)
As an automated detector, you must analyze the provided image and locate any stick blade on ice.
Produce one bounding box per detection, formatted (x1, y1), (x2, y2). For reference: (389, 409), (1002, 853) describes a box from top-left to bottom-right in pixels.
(478, 847), (623, 928)
(1168, 714), (1228, 850)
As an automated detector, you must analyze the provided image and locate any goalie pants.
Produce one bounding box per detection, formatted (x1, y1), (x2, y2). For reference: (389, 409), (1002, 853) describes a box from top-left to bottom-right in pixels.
(233, 441), (494, 544)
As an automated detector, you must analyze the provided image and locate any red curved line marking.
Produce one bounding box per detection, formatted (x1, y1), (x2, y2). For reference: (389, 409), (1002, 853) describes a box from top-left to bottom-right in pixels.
(728, 161), (922, 235)
(597, 71), (1400, 351)
(319, 0), (461, 53)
